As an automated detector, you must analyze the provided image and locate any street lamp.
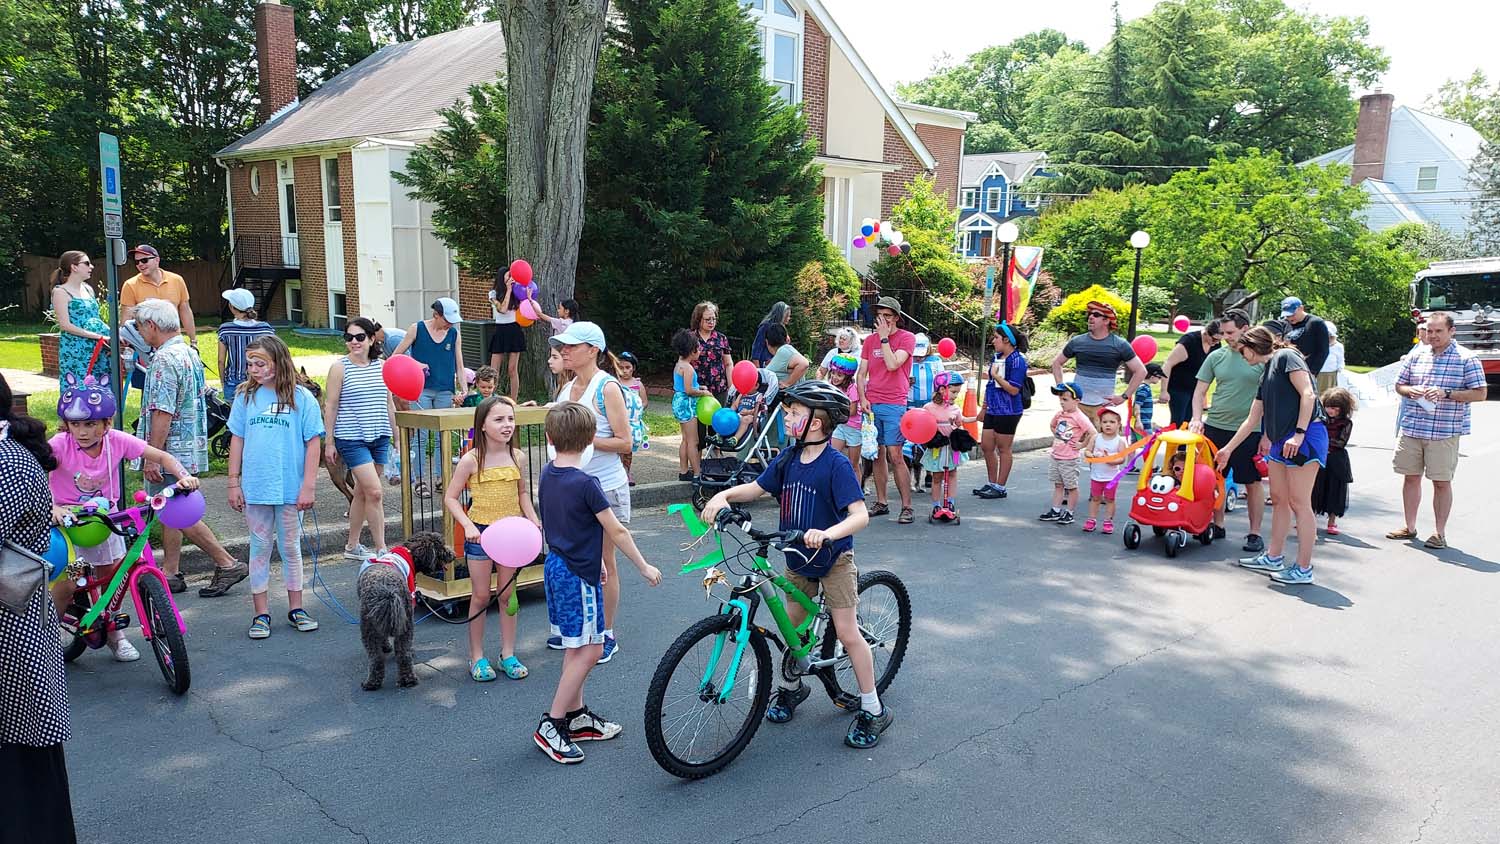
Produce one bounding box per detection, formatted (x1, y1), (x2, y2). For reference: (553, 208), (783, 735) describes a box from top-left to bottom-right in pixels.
(1128, 230), (1150, 339)
(997, 221), (1019, 326)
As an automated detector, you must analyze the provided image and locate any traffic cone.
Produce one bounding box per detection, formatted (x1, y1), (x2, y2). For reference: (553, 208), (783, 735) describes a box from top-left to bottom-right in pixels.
(962, 382), (981, 440)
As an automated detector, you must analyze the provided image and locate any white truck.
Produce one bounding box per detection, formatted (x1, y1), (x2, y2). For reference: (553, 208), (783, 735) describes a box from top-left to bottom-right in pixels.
(1412, 257), (1500, 385)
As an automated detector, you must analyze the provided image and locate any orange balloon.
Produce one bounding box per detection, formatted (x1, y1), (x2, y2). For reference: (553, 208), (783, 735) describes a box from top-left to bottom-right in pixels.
(516, 312), (535, 328)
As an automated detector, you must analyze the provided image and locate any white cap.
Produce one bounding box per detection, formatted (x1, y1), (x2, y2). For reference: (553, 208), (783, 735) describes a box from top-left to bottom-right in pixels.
(549, 320), (607, 351)
(913, 333), (931, 355)
(432, 297), (461, 323)
(222, 288), (256, 312)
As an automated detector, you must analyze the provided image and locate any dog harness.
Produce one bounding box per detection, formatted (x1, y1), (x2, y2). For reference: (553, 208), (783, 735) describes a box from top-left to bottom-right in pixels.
(361, 546), (417, 605)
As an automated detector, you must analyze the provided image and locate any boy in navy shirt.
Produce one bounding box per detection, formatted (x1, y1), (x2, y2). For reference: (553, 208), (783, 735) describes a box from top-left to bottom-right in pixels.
(703, 381), (891, 748)
(534, 403), (661, 764)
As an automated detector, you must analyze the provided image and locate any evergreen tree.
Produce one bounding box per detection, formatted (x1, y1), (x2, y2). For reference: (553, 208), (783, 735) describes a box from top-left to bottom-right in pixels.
(1469, 139), (1500, 255)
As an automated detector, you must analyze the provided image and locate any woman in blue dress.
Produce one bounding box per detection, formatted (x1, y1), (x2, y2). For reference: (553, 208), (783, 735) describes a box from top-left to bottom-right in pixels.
(50, 250), (114, 386)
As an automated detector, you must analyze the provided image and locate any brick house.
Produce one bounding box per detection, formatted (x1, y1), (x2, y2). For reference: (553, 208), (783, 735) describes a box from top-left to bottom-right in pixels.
(217, 0), (971, 332)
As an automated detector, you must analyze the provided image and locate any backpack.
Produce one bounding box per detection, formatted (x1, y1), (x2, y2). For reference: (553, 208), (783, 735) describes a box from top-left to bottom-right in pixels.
(594, 374), (650, 452)
(1021, 376), (1036, 410)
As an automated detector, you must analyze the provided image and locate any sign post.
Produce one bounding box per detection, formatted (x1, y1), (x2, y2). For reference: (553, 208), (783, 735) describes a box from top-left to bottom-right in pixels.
(99, 132), (125, 433)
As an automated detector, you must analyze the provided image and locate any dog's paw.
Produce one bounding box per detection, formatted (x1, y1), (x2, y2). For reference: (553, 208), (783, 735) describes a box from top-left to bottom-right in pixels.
(397, 675), (418, 688)
(362, 680), (382, 691)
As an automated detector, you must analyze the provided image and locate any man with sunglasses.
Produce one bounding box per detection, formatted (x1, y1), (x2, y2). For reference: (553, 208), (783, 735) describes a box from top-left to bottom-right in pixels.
(121, 245), (197, 345)
(1051, 301), (1147, 428)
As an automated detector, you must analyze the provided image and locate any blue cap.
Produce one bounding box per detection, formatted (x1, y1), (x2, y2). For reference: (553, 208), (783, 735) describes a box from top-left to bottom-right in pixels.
(1050, 381), (1083, 400)
(1280, 296), (1302, 316)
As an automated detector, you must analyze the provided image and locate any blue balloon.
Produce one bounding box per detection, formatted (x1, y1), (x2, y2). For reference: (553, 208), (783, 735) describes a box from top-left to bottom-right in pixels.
(44, 527), (72, 584)
(711, 407), (741, 437)
(860, 224), (874, 237)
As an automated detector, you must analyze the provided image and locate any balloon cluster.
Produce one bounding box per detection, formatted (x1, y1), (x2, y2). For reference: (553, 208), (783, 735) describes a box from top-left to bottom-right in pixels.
(851, 218), (912, 257)
(508, 260), (539, 327)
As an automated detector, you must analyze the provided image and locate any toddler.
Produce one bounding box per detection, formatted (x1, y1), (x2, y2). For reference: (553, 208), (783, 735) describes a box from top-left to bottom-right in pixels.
(617, 352), (644, 485)
(1312, 387), (1356, 534)
(1083, 408), (1127, 533)
(671, 329), (710, 480)
(1039, 382), (1095, 526)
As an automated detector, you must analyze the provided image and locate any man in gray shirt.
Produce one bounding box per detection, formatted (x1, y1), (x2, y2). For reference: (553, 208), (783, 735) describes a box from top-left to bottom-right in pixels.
(1051, 300), (1148, 426)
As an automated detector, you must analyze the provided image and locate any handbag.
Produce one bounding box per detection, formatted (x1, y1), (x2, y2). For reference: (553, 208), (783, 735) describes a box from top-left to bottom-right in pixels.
(0, 540), (49, 616)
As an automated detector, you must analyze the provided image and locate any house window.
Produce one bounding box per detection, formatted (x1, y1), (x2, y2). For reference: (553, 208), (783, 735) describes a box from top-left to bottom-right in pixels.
(985, 187), (1002, 212)
(323, 157), (342, 222)
(772, 32), (797, 104)
(745, 0), (798, 105)
(1417, 166), (1438, 192)
(961, 188), (978, 208)
(249, 164), (261, 195)
(287, 282), (304, 324)
(1024, 192), (1040, 209)
(330, 291), (347, 330)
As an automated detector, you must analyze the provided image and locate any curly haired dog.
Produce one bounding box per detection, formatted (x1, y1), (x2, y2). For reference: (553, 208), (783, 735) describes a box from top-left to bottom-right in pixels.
(359, 532), (451, 690)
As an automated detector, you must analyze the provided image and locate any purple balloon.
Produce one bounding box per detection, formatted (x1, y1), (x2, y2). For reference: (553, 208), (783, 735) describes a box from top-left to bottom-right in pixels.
(158, 489), (206, 530)
(852, 236), (868, 249)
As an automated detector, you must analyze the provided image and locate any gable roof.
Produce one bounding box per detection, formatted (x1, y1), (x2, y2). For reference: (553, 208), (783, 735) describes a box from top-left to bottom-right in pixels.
(1402, 107), (1484, 164)
(1360, 178), (1427, 226)
(216, 22), (507, 159)
(961, 151), (1048, 187)
(799, 0), (936, 170)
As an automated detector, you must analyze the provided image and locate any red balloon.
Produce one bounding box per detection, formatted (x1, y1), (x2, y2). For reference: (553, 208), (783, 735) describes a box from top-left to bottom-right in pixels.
(1173, 315), (1191, 333)
(1130, 335), (1159, 362)
(936, 337), (957, 359)
(887, 244), (901, 257)
(382, 354), (425, 401)
(899, 409), (938, 444)
(731, 360), (759, 396)
(509, 259), (533, 285)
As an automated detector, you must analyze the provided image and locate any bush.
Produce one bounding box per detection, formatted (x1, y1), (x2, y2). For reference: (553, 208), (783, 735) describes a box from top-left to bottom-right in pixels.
(1025, 325), (1067, 370)
(790, 238), (858, 357)
(1042, 284), (1133, 335)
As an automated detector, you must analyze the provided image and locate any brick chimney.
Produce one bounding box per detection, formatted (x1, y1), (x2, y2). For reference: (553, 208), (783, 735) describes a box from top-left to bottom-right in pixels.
(255, 0), (298, 124)
(1350, 90), (1394, 185)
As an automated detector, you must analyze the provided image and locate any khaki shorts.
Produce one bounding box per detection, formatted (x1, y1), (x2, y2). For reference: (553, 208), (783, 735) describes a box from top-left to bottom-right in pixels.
(784, 552), (859, 610)
(1048, 457), (1083, 490)
(1393, 434), (1460, 482)
(602, 483), (631, 524)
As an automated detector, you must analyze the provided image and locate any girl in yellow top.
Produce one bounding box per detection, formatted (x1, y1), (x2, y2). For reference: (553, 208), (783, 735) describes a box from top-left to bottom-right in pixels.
(445, 395), (541, 681)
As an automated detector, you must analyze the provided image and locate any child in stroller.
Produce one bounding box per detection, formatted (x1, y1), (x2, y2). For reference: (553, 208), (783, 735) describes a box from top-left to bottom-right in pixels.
(691, 366), (781, 510)
(1119, 428), (1223, 557)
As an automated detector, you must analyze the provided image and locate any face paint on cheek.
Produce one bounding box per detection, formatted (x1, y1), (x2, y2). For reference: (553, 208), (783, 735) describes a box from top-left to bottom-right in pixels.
(787, 414), (809, 437)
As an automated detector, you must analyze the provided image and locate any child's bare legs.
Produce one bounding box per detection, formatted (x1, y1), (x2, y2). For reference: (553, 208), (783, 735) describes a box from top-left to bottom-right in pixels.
(601, 538), (619, 637)
(1102, 495), (1116, 523)
(1052, 483), (1067, 510)
(466, 559), (493, 663)
(496, 570), (518, 660)
(679, 422), (700, 475)
(786, 598), (875, 696)
(549, 644), (604, 718)
(1087, 494), (1102, 521)
(1061, 485), (1078, 513)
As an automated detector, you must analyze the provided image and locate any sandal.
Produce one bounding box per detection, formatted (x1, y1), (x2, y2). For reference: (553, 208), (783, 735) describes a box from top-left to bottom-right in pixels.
(499, 656), (529, 680)
(1385, 527), (1418, 540)
(897, 507), (914, 524)
(470, 658), (497, 682)
(1423, 534), (1447, 549)
(868, 502), (891, 517)
(248, 614), (272, 640)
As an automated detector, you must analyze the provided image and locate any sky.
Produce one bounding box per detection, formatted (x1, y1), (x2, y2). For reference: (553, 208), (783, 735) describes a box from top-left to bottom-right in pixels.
(820, 0), (1500, 111)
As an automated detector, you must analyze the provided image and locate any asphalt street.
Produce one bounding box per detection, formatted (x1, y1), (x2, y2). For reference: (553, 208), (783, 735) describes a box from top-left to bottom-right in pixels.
(63, 399), (1499, 844)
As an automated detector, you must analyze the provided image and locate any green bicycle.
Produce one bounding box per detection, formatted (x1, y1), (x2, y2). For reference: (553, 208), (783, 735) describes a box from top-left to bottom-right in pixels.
(644, 504), (911, 779)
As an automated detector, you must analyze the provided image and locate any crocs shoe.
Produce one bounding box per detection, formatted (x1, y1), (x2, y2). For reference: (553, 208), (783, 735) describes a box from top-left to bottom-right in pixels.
(499, 656), (528, 680)
(470, 658), (497, 682)
(248, 614), (272, 639)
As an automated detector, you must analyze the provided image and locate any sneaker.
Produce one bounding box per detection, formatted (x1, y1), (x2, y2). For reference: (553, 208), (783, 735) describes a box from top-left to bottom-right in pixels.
(288, 608), (319, 632)
(845, 705), (894, 749)
(110, 638), (141, 662)
(1101, 520), (1114, 535)
(343, 544), (373, 562)
(1270, 565), (1314, 585)
(1211, 525), (1227, 540)
(546, 635), (564, 650)
(596, 636), (619, 664)
(1238, 553), (1286, 573)
(165, 572), (187, 594)
(534, 716), (585, 764)
(199, 562), (249, 598)
(1056, 510), (1076, 526)
(248, 613), (272, 639)
(1082, 518), (1097, 532)
(567, 708), (623, 742)
(1242, 534), (1265, 553)
(1037, 508), (1061, 522)
(766, 683), (811, 724)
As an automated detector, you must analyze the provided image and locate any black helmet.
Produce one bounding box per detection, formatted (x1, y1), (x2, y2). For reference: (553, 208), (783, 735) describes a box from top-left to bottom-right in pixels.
(777, 379), (851, 428)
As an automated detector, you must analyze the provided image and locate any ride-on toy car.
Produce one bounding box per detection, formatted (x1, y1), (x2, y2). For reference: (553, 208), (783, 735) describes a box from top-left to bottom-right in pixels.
(1121, 428), (1224, 558)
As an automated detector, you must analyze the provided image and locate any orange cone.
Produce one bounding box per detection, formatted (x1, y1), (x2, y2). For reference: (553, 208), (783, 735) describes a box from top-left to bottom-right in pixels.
(962, 382), (981, 440)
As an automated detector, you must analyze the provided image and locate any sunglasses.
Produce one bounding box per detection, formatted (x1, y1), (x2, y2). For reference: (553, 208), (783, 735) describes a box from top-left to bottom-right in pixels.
(135, 257), (154, 264)
(343, 332), (368, 342)
(78, 260), (93, 266)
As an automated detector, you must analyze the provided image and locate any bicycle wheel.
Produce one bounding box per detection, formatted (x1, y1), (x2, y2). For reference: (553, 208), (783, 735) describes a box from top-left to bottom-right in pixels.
(644, 614), (771, 779)
(59, 593), (90, 662)
(139, 576), (191, 695)
(819, 570), (911, 699)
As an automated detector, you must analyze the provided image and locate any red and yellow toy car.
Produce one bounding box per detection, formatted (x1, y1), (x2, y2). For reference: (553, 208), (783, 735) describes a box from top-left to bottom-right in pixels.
(1120, 428), (1224, 557)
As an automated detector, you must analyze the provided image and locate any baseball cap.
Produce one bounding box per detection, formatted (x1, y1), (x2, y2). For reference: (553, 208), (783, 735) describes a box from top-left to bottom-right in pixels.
(432, 297), (461, 323)
(222, 288), (256, 312)
(1144, 362), (1166, 379)
(549, 320), (607, 351)
(128, 244), (160, 260)
(1050, 381), (1083, 400)
(912, 333), (930, 355)
(1280, 296), (1302, 316)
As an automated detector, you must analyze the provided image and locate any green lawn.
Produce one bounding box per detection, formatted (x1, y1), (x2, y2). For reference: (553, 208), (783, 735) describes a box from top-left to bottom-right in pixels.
(0, 317), (341, 375)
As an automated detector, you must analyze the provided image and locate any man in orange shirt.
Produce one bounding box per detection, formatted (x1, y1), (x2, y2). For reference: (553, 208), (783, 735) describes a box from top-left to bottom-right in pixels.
(121, 245), (197, 343)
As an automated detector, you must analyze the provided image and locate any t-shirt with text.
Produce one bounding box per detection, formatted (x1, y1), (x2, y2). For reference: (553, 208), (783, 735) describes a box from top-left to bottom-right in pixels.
(227, 384), (325, 505)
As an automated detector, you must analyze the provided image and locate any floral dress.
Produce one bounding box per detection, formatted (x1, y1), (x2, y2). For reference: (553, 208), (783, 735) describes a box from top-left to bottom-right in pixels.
(694, 329), (732, 398)
(58, 289), (112, 383)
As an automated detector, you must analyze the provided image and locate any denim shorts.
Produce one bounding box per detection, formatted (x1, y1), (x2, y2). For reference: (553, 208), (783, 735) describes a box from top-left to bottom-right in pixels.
(463, 522), (490, 559)
(335, 435), (390, 469)
(870, 403), (906, 447)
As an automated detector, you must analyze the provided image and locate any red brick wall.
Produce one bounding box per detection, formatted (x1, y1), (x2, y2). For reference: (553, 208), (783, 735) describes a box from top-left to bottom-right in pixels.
(254, 2), (298, 124)
(802, 16), (829, 155)
(881, 118), (929, 220)
(338, 151), (360, 318)
(914, 123), (964, 210)
(458, 267), (493, 322)
(293, 155), (328, 326)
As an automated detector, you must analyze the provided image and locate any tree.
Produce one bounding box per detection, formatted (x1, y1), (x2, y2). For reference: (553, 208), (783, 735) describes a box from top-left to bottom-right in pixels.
(867, 175), (974, 330)
(290, 0), (490, 91)
(581, 0), (825, 367)
(1031, 184), (1152, 295)
(1425, 70), (1500, 142)
(1469, 140), (1500, 255)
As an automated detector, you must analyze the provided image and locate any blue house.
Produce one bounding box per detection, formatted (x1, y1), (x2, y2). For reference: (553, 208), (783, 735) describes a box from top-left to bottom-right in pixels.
(956, 151), (1051, 258)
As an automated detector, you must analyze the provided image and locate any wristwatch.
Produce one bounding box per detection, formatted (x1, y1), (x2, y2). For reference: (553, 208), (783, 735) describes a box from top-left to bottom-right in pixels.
(1443, 388), (1453, 400)
(1293, 426), (1306, 434)
(880, 337), (890, 344)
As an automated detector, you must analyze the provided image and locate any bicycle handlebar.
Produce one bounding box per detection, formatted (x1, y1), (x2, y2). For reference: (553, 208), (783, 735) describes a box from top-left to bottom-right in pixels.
(714, 506), (804, 550)
(63, 481), (196, 537)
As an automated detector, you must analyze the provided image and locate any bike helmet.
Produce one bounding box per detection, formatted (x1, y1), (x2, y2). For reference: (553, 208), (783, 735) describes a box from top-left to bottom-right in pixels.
(933, 370), (963, 391)
(828, 353), (858, 375)
(776, 379), (852, 428)
(57, 374), (116, 422)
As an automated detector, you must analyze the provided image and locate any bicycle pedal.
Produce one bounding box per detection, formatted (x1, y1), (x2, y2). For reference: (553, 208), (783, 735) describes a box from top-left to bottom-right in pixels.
(113, 613), (131, 630)
(832, 692), (860, 711)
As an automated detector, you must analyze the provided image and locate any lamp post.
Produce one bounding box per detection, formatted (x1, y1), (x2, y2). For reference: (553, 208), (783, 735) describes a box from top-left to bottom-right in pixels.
(1128, 230), (1150, 339)
(996, 221), (1019, 326)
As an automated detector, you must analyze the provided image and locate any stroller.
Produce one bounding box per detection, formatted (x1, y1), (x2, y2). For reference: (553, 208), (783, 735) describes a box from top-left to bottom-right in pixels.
(1120, 428), (1223, 558)
(691, 372), (782, 510)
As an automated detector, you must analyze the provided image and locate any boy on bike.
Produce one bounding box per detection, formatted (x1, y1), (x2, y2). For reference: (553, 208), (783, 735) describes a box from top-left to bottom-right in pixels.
(702, 380), (891, 748)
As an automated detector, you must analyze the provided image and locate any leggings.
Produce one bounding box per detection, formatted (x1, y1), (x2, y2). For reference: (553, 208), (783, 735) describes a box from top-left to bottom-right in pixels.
(245, 504), (304, 594)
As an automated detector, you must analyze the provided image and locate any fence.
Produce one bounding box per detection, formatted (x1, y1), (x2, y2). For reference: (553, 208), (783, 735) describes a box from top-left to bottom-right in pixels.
(19, 253), (227, 319)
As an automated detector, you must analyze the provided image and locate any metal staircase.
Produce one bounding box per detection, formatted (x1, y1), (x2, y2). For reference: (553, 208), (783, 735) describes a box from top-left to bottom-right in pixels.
(222, 234), (300, 319)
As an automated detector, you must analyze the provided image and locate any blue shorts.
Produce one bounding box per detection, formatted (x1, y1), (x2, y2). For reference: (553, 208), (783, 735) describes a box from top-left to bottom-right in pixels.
(1268, 421), (1328, 468)
(671, 392), (697, 423)
(335, 435), (390, 469)
(463, 522), (490, 559)
(870, 403), (906, 447)
(544, 552), (605, 648)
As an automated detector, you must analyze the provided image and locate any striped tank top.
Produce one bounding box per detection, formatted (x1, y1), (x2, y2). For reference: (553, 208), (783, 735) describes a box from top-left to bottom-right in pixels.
(334, 356), (393, 441)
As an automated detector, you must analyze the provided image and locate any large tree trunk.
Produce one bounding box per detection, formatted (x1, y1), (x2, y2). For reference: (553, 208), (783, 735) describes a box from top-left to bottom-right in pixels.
(498, 0), (608, 399)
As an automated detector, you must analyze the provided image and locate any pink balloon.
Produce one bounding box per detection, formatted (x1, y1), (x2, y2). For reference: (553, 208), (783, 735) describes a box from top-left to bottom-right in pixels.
(509, 259), (533, 285)
(480, 517), (544, 568)
(382, 354), (424, 401)
(899, 409), (937, 444)
(887, 245), (901, 257)
(158, 490), (206, 530)
(519, 299), (538, 321)
(1131, 335), (1159, 362)
(852, 236), (867, 249)
(1173, 315), (1191, 332)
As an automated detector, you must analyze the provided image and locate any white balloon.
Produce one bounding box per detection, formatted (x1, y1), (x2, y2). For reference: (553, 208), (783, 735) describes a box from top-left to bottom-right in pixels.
(881, 220), (894, 234)
(889, 231), (904, 246)
(861, 217), (874, 229)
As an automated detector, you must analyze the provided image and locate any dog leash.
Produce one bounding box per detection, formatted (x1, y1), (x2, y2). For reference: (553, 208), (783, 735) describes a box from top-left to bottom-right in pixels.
(414, 566), (522, 626)
(303, 507), (360, 625)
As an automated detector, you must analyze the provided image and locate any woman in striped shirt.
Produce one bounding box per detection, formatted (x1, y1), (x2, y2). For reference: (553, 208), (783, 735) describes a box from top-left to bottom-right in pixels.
(217, 288), (274, 395)
(322, 316), (398, 560)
